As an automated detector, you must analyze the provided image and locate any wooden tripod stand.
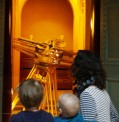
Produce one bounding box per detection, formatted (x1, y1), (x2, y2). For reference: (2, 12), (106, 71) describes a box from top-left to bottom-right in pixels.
(27, 64), (58, 115)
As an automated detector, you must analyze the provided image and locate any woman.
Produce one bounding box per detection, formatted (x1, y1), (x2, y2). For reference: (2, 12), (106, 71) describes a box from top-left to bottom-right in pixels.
(71, 50), (119, 122)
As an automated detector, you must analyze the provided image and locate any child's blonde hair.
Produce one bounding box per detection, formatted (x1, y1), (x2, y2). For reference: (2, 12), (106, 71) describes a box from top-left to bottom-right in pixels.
(57, 93), (80, 117)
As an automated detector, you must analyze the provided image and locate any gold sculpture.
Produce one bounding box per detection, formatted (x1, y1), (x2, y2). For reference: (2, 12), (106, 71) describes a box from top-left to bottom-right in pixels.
(12, 37), (74, 115)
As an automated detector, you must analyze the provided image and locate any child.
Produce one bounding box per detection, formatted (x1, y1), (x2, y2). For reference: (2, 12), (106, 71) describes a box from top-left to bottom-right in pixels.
(54, 93), (96, 122)
(10, 78), (54, 122)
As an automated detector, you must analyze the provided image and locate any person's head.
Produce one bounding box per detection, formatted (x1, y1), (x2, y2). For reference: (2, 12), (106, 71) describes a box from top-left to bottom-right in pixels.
(18, 78), (44, 110)
(57, 93), (80, 117)
(71, 50), (106, 90)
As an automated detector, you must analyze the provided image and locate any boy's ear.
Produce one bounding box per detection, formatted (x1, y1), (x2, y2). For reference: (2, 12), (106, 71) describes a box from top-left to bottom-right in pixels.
(58, 108), (62, 114)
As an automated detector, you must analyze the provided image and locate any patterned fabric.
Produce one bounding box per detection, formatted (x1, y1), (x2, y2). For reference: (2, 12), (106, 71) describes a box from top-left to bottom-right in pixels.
(10, 110), (54, 122)
(80, 86), (119, 122)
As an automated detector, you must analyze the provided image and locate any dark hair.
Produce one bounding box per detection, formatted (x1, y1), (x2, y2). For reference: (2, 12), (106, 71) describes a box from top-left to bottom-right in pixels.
(71, 50), (106, 90)
(18, 78), (44, 109)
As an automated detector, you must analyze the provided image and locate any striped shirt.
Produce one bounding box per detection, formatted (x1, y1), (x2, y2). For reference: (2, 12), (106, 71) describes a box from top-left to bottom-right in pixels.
(80, 86), (119, 122)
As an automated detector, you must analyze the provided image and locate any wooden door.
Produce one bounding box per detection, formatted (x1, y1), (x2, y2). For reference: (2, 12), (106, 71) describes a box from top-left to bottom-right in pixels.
(100, 0), (119, 112)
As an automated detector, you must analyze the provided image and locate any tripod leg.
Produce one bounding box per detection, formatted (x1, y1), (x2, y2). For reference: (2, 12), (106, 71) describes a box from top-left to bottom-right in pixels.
(50, 68), (58, 115)
(42, 67), (58, 115)
(26, 64), (37, 79)
(12, 64), (38, 111)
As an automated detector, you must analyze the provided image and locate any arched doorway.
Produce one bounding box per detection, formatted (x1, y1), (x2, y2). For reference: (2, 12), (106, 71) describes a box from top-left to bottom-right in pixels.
(11, 0), (93, 116)
(12, 0), (74, 115)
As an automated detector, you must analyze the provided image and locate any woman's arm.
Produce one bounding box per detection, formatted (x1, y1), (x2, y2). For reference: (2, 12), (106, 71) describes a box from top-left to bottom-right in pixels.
(80, 92), (97, 121)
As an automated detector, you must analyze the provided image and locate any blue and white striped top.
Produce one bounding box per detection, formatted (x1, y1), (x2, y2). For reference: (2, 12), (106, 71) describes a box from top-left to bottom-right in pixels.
(80, 86), (119, 122)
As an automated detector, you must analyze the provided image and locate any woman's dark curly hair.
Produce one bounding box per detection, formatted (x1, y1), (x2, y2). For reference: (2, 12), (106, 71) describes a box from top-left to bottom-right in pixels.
(71, 50), (106, 90)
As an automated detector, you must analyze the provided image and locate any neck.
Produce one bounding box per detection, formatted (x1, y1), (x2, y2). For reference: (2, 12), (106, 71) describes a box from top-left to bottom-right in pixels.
(26, 107), (39, 112)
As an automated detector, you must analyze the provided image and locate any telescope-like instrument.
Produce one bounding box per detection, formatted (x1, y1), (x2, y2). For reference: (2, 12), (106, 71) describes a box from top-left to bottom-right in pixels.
(13, 37), (74, 66)
(12, 37), (75, 115)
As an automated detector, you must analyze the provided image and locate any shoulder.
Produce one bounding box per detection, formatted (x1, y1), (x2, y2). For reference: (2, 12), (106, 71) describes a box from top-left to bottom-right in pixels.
(41, 109), (53, 117)
(80, 87), (97, 114)
(54, 114), (85, 122)
(83, 85), (97, 93)
(41, 110), (54, 121)
(80, 85), (110, 105)
(10, 111), (24, 122)
(81, 85), (109, 98)
(74, 113), (97, 122)
(54, 116), (74, 122)
(73, 113), (85, 121)
(54, 116), (64, 122)
(80, 86), (96, 100)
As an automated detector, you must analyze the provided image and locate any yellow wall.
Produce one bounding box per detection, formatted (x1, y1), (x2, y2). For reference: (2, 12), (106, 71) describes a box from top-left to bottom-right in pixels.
(21, 0), (73, 51)
(12, 0), (92, 89)
(12, 0), (27, 89)
(69, 0), (86, 52)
